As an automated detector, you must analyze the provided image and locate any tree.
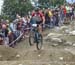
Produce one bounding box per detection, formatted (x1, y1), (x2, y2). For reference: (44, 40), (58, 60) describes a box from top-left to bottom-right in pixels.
(38, 0), (65, 7)
(2, 0), (33, 19)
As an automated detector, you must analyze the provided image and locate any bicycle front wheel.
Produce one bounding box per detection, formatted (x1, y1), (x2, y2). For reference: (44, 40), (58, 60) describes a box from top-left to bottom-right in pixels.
(36, 33), (43, 50)
(29, 31), (35, 46)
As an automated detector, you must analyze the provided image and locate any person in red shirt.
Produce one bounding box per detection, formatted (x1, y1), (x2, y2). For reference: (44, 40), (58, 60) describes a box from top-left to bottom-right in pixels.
(63, 7), (67, 16)
(62, 5), (67, 22)
(31, 8), (45, 35)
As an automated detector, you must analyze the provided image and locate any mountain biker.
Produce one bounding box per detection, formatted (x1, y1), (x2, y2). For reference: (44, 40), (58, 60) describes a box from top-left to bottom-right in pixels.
(31, 8), (45, 35)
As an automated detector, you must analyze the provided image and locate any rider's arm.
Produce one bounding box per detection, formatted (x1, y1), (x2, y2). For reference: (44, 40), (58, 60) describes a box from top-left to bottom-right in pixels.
(40, 13), (45, 24)
(42, 16), (45, 24)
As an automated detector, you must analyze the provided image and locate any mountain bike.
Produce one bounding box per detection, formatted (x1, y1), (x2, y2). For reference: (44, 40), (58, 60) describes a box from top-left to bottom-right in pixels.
(29, 24), (43, 50)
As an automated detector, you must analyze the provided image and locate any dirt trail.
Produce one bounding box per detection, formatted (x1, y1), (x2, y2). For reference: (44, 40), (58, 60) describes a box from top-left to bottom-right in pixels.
(0, 23), (75, 65)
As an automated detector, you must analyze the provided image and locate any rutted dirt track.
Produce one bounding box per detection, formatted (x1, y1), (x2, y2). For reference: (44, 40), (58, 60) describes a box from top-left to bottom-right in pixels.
(0, 22), (75, 65)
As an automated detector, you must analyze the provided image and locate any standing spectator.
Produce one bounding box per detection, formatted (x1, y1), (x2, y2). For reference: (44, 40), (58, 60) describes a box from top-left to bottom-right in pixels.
(59, 6), (65, 26)
(45, 8), (50, 28)
(54, 9), (59, 26)
(48, 8), (54, 28)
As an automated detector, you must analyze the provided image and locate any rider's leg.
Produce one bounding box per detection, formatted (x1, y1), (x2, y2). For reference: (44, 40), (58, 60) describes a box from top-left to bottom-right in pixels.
(36, 21), (43, 35)
(38, 24), (43, 36)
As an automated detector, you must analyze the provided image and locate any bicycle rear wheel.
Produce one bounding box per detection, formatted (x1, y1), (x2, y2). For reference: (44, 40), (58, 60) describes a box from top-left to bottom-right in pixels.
(36, 33), (43, 50)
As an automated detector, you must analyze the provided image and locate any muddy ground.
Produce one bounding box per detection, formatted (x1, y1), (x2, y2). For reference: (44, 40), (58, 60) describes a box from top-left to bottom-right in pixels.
(0, 21), (75, 65)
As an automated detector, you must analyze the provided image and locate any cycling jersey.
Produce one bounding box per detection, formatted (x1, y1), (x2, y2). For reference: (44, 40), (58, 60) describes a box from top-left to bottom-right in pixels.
(32, 12), (44, 25)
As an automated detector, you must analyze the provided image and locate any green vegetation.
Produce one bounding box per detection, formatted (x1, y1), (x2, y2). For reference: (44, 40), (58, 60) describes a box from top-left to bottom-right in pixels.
(39, 0), (65, 7)
(2, 0), (33, 19)
(1, 0), (66, 19)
